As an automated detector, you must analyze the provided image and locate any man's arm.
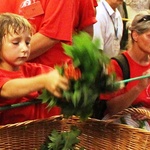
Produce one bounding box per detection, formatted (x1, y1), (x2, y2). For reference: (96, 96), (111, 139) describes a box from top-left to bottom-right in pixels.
(28, 33), (59, 60)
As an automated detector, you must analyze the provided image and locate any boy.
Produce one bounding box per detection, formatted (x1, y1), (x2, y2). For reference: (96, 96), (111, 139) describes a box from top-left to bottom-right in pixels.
(0, 13), (69, 125)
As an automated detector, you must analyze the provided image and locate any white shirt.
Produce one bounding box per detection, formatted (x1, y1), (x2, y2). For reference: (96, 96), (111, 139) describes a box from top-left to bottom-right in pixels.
(93, 0), (123, 58)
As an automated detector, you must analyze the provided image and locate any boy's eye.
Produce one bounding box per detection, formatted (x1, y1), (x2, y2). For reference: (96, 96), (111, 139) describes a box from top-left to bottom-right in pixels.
(26, 41), (30, 45)
(12, 41), (19, 45)
(12, 41), (30, 45)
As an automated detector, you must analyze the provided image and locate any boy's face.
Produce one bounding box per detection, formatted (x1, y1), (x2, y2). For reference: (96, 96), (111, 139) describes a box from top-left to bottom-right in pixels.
(0, 29), (31, 71)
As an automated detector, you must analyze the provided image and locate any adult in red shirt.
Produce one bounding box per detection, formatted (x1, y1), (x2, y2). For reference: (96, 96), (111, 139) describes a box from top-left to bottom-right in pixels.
(102, 10), (150, 117)
(8, 0), (97, 68)
(0, 1), (97, 67)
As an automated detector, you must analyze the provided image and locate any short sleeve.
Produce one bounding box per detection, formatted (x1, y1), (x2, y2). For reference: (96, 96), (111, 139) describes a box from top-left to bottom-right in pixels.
(39, 0), (75, 41)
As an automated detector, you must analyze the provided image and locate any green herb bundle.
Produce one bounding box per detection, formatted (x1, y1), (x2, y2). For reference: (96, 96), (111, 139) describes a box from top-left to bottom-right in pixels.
(39, 32), (120, 121)
(41, 126), (84, 150)
(39, 32), (121, 150)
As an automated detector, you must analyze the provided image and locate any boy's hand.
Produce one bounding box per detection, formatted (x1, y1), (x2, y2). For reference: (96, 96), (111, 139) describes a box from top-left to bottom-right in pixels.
(45, 70), (69, 97)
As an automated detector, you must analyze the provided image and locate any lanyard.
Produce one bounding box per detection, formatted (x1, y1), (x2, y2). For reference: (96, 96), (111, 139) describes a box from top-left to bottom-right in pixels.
(102, 1), (118, 39)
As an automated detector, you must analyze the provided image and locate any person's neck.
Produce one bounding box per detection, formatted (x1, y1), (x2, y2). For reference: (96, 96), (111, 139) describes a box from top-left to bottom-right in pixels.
(106, 0), (117, 11)
(128, 48), (150, 66)
(0, 62), (19, 71)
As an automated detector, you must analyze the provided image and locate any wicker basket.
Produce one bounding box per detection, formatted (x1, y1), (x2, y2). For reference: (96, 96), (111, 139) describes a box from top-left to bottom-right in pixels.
(0, 108), (150, 150)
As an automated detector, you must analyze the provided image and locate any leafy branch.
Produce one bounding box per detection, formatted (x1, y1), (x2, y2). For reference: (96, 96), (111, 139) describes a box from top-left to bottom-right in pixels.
(41, 126), (84, 150)
(38, 32), (120, 120)
(39, 32), (121, 149)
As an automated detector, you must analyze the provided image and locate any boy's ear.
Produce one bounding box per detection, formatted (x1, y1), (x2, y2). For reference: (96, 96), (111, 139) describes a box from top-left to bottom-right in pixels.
(132, 31), (138, 42)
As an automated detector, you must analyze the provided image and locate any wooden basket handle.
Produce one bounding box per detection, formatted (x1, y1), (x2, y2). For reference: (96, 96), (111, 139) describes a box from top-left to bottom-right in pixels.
(105, 107), (150, 124)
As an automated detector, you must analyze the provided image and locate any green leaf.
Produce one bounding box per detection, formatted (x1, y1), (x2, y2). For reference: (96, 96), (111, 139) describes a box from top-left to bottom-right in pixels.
(41, 126), (82, 150)
(38, 89), (52, 103)
(39, 31), (119, 121)
(72, 90), (81, 107)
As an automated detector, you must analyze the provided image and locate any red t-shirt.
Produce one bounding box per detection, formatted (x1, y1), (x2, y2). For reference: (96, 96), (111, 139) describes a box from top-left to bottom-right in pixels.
(0, 0), (15, 13)
(10, 0), (97, 67)
(101, 51), (150, 108)
(0, 63), (60, 125)
(93, 0), (98, 7)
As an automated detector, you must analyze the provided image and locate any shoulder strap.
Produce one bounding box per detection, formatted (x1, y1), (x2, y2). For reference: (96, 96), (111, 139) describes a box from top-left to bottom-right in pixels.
(92, 53), (130, 120)
(111, 53), (130, 85)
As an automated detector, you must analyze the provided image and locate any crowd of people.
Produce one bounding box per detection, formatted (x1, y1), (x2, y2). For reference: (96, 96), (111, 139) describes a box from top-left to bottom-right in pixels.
(0, 0), (98, 125)
(0, 0), (150, 125)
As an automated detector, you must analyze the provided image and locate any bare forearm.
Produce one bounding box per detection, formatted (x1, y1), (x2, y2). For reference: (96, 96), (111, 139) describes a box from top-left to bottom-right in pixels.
(28, 33), (58, 60)
(107, 86), (142, 115)
(82, 25), (93, 37)
(1, 70), (69, 99)
(28, 27), (93, 61)
(107, 70), (150, 115)
(1, 75), (46, 99)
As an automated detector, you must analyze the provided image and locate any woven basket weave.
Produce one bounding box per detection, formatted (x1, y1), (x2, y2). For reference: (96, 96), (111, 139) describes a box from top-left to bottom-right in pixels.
(0, 108), (150, 150)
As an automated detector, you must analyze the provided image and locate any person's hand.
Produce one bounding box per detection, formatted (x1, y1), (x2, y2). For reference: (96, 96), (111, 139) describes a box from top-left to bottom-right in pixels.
(45, 69), (69, 97)
(137, 69), (150, 91)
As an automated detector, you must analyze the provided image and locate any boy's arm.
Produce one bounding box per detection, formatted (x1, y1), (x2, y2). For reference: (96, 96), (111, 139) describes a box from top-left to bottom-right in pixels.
(0, 70), (69, 99)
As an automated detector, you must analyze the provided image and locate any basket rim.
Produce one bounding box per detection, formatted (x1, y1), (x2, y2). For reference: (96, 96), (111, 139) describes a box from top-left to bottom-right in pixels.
(0, 114), (150, 134)
(1, 108), (150, 134)
(0, 115), (63, 129)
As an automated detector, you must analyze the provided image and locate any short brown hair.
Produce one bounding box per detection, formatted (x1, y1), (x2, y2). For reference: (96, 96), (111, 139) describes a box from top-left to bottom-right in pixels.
(0, 13), (34, 48)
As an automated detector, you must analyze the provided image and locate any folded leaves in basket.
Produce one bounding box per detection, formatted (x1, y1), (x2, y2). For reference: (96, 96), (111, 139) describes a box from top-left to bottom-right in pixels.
(40, 125), (84, 150)
(38, 32), (121, 121)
